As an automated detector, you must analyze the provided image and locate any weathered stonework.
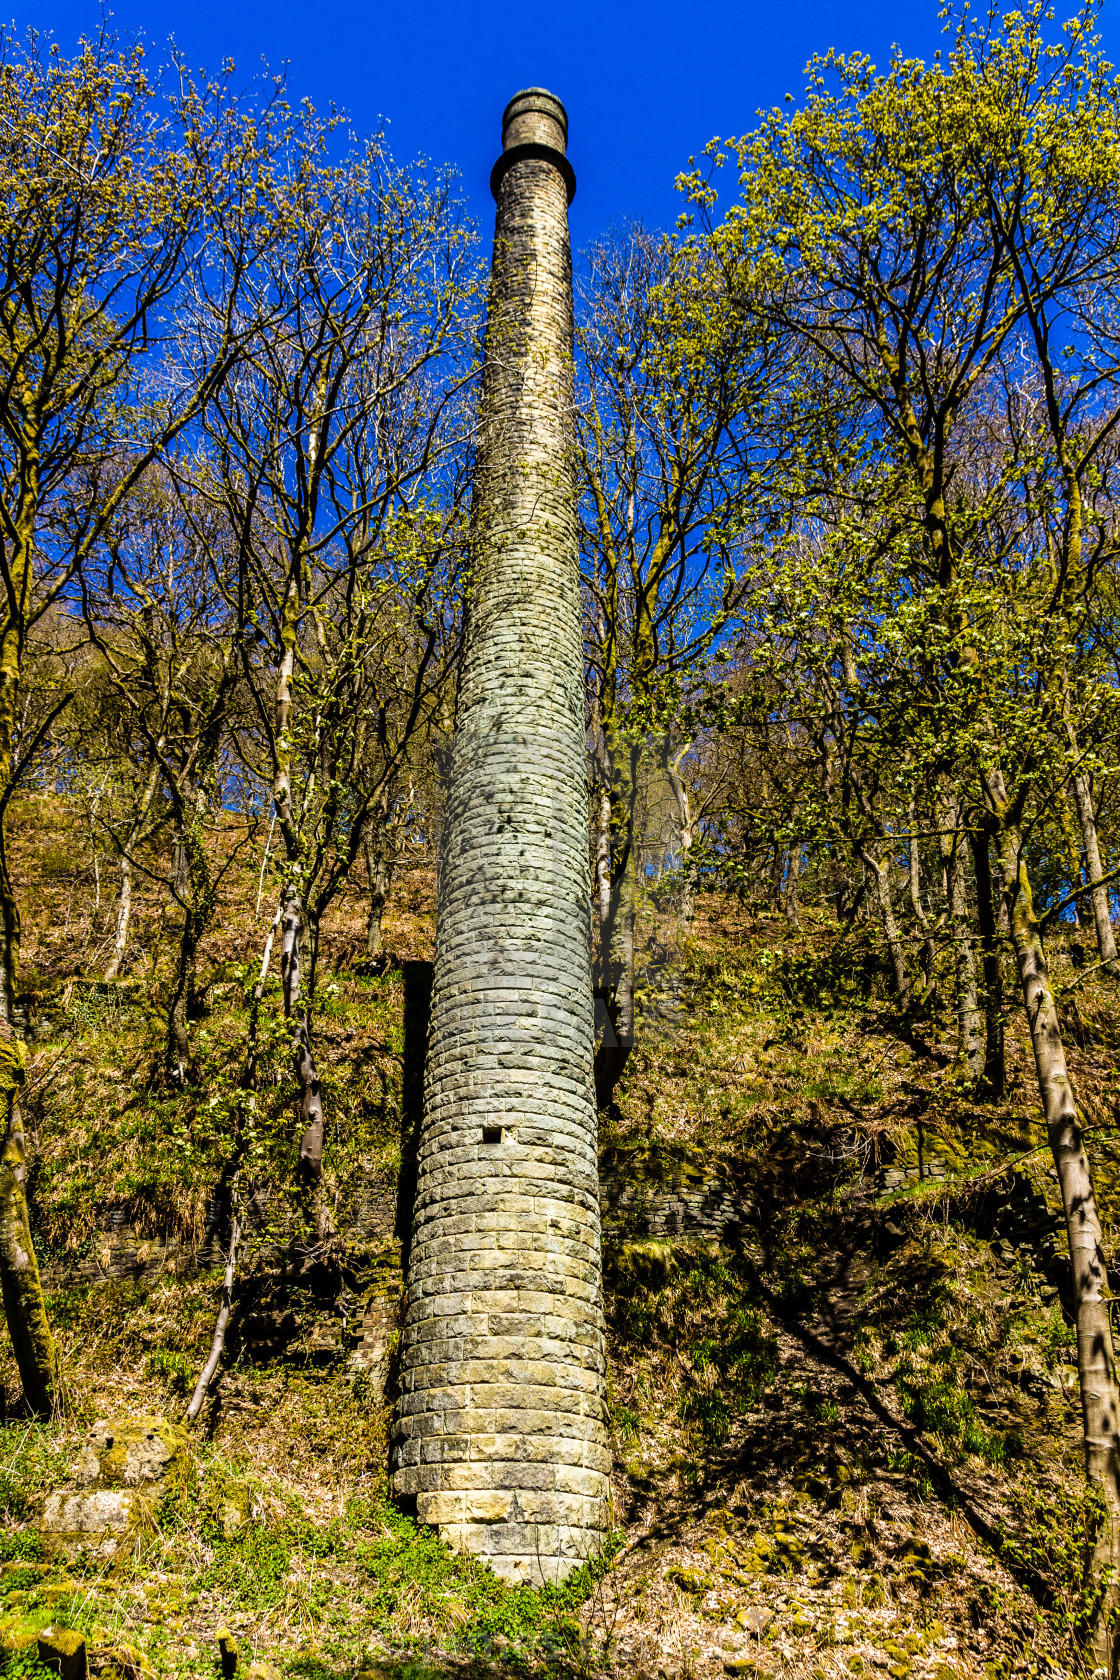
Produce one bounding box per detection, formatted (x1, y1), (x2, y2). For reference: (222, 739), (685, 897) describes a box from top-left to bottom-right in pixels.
(599, 1144), (744, 1244)
(389, 89), (610, 1583)
(40, 1418), (182, 1562)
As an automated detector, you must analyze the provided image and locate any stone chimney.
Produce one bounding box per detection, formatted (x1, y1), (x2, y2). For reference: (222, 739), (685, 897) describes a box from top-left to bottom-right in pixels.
(390, 89), (609, 1584)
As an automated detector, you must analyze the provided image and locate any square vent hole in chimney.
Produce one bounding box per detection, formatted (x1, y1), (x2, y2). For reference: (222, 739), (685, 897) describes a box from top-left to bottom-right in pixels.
(482, 1126), (503, 1145)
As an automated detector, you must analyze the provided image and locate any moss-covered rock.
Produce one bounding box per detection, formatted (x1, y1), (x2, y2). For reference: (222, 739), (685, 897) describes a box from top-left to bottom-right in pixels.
(73, 1419), (183, 1489)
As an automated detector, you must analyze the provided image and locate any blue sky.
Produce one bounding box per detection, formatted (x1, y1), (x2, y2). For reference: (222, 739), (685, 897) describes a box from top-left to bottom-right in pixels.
(10, 1), (1112, 249)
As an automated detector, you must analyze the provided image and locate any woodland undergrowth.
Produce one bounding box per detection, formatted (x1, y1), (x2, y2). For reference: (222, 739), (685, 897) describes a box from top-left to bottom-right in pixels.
(0, 804), (1115, 1680)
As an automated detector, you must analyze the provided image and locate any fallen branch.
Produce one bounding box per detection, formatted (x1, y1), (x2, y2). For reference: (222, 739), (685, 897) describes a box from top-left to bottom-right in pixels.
(186, 1209), (240, 1424)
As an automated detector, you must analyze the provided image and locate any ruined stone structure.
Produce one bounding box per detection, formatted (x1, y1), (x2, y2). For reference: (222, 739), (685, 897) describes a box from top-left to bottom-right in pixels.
(389, 90), (610, 1582)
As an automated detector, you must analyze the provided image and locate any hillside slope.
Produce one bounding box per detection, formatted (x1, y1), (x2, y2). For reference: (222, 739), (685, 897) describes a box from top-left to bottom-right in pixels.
(0, 800), (1113, 1680)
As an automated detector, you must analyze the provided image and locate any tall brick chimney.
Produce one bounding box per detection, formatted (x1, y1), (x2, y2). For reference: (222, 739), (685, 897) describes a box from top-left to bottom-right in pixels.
(389, 90), (610, 1583)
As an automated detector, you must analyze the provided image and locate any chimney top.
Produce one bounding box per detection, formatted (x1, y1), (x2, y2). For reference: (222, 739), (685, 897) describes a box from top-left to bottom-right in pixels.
(501, 89), (568, 154)
(491, 88), (576, 204)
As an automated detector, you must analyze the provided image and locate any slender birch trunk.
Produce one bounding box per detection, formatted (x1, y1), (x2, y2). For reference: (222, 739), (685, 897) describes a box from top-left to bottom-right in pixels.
(106, 760), (161, 983)
(166, 788), (193, 1082)
(271, 576), (325, 1178)
(295, 1015), (325, 1178)
(597, 793), (636, 1104)
(279, 891), (324, 1178)
(106, 854), (133, 985)
(365, 864), (390, 957)
(595, 790), (611, 983)
(86, 771), (109, 924)
(1058, 783), (1086, 931)
(246, 902), (283, 1089)
(907, 830), (923, 925)
(611, 845), (636, 1049)
(994, 856), (1010, 934)
(1070, 770), (1118, 971)
(596, 735), (639, 1103)
(165, 780), (212, 1086)
(666, 749), (695, 932)
(994, 807), (1120, 1660)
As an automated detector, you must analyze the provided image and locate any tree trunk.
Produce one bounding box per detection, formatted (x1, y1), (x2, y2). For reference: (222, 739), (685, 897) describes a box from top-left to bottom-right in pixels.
(1058, 783), (1086, 929)
(858, 843), (910, 1004)
(769, 844), (785, 911)
(171, 829), (189, 909)
(295, 1017), (324, 1178)
(104, 853), (133, 985)
(166, 852), (201, 1085)
(968, 826), (1005, 1099)
(1070, 770), (1118, 971)
(940, 806), (983, 1079)
(246, 903), (283, 1090)
(106, 760), (161, 983)
(0, 838), (19, 1026)
(280, 890), (324, 1178)
(280, 888), (302, 1018)
(837, 860), (865, 924)
(165, 780), (214, 1085)
(596, 789), (611, 981)
(167, 986), (191, 1087)
(666, 752), (695, 932)
(597, 792), (612, 925)
(610, 846), (636, 1049)
(596, 737), (639, 1105)
(596, 813), (636, 1107)
(996, 815), (1120, 1662)
(994, 854), (1010, 935)
(906, 806), (936, 997)
(784, 842), (801, 926)
(0, 1031), (56, 1415)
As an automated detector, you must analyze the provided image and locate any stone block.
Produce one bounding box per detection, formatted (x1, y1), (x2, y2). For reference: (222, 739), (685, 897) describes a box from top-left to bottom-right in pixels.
(40, 1488), (146, 1560)
(556, 1465), (610, 1497)
(463, 1490), (513, 1522)
(417, 1492), (465, 1526)
(441, 1461), (497, 1491)
(492, 1461), (558, 1492)
(491, 1432), (591, 1465)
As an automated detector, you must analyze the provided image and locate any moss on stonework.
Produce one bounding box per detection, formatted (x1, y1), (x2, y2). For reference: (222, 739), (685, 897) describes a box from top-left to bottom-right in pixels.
(75, 1419), (184, 1489)
(600, 1140), (713, 1188)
